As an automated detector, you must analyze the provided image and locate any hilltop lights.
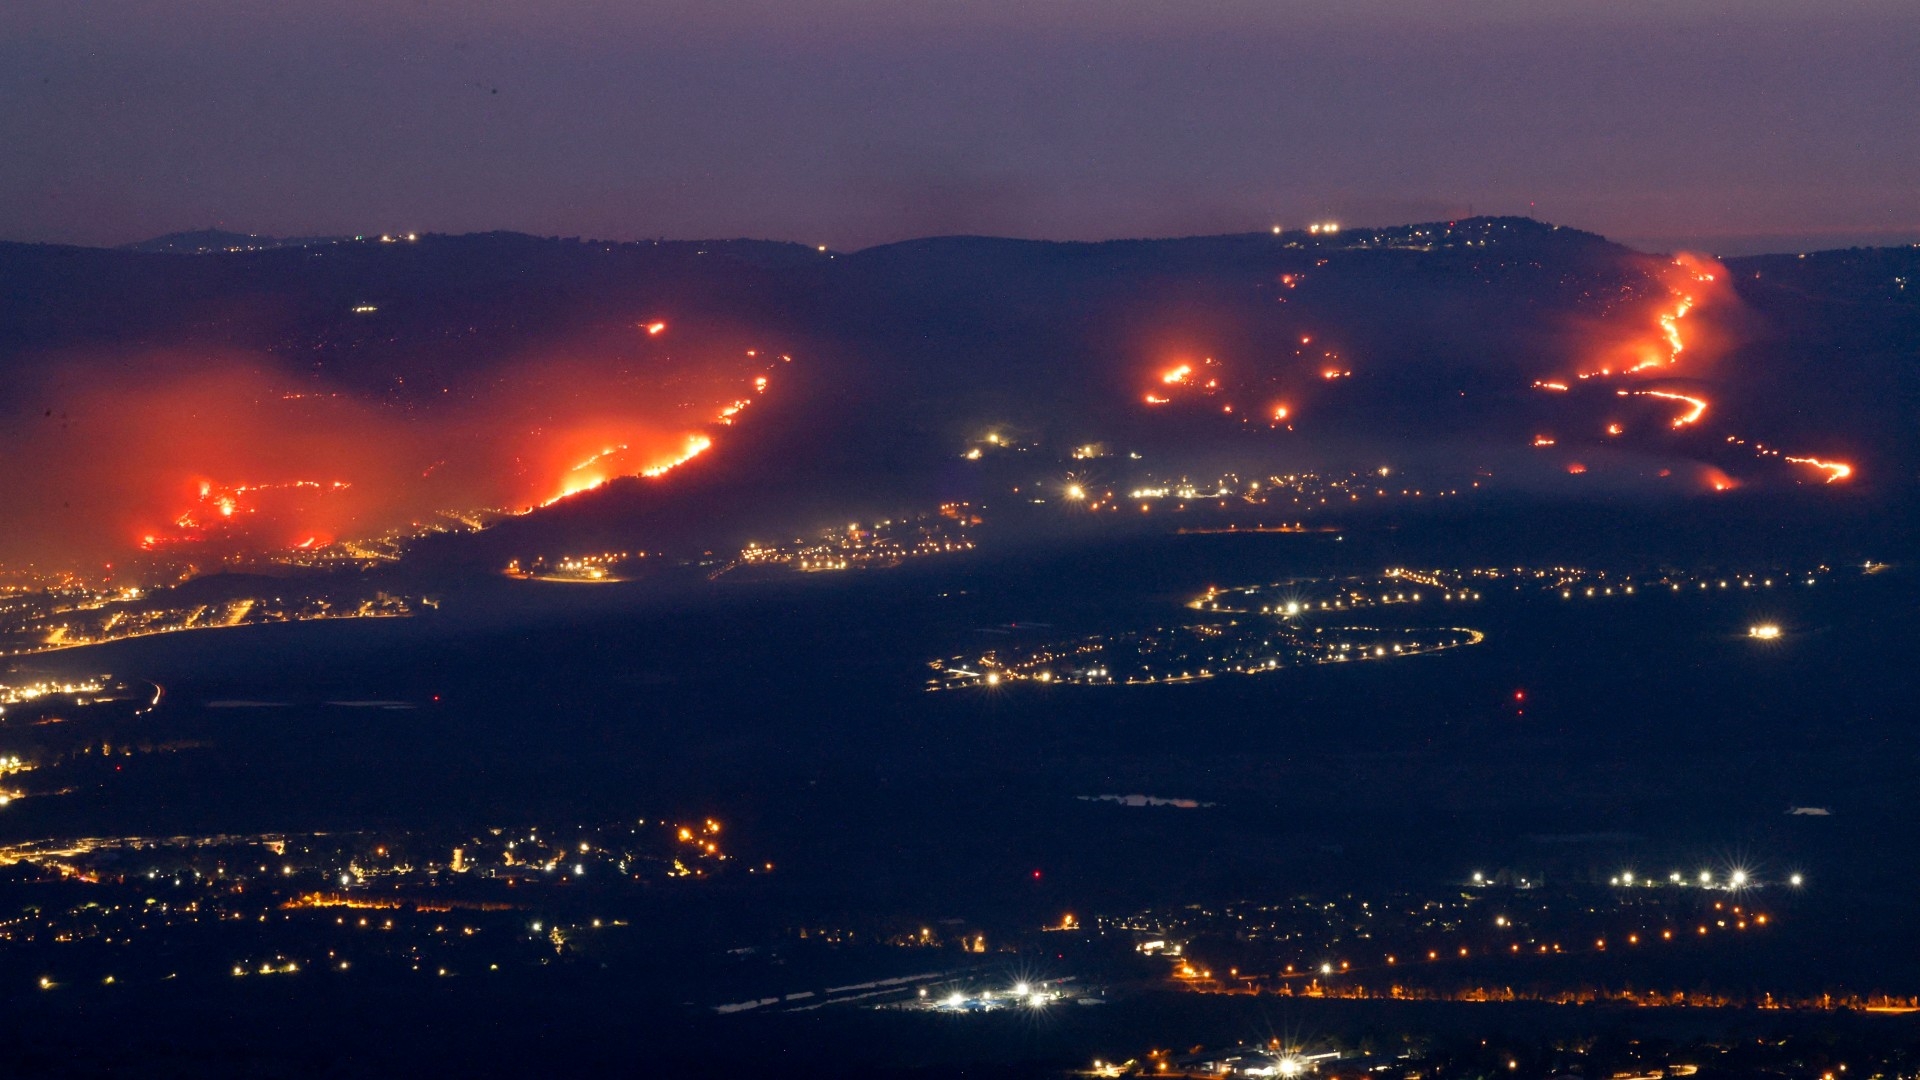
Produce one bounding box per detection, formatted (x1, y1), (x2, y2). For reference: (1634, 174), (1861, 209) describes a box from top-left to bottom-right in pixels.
(1750, 624), (1783, 640)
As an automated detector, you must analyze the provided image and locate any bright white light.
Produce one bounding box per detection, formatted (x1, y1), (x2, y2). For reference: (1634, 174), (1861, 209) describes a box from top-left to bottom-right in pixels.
(1790, 873), (1804, 887)
(1013, 982), (1030, 997)
(1730, 869), (1748, 887)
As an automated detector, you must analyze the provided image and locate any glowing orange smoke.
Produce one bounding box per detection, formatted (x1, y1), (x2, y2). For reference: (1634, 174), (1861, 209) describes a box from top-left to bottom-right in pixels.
(140, 479), (355, 551)
(1161, 364), (1193, 385)
(1566, 462), (1587, 475)
(0, 320), (781, 577)
(1568, 253), (1730, 383)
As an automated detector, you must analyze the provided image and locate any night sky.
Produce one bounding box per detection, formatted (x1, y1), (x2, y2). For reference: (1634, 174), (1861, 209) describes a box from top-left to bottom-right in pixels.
(4, 0), (1917, 253)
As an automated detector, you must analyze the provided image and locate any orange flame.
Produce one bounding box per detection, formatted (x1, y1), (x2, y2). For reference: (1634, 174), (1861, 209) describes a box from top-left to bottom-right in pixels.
(1619, 388), (1708, 428)
(1785, 456), (1852, 483)
(640, 434), (713, 478)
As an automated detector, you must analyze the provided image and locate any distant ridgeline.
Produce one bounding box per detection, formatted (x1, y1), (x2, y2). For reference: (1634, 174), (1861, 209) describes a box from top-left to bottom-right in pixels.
(0, 218), (1911, 586)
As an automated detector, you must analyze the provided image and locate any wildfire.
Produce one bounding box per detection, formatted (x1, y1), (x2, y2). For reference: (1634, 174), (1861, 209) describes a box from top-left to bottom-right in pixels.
(640, 434), (713, 478)
(1161, 364), (1193, 386)
(569, 445), (629, 473)
(541, 433), (717, 505)
(141, 479), (354, 551)
(1521, 253), (1857, 491)
(1619, 388), (1708, 428)
(6, 321), (789, 578)
(1785, 456), (1853, 483)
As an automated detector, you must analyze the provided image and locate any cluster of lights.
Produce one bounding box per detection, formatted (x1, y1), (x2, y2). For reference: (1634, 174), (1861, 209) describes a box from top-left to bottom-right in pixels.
(921, 979), (1064, 1012)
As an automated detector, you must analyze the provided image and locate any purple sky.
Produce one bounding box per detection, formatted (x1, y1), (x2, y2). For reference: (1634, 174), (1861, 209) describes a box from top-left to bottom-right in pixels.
(4, 1), (1917, 254)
